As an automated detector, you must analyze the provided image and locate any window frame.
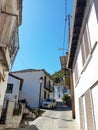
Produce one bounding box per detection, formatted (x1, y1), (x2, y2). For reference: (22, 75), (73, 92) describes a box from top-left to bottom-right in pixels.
(6, 83), (13, 93)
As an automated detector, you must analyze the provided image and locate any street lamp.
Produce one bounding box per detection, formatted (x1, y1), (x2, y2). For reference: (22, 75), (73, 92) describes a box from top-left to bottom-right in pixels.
(38, 77), (43, 115)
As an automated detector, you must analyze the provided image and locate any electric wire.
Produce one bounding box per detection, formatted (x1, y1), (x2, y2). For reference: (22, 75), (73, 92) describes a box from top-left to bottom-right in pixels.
(62, 0), (67, 55)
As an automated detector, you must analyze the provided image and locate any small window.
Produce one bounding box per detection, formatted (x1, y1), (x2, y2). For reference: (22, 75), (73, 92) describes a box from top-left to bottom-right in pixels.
(6, 84), (13, 93)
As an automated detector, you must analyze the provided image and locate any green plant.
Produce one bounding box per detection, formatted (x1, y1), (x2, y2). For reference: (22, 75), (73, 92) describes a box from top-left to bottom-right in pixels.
(13, 108), (21, 115)
(52, 70), (65, 83)
(32, 108), (45, 117)
(13, 102), (22, 115)
(62, 94), (71, 106)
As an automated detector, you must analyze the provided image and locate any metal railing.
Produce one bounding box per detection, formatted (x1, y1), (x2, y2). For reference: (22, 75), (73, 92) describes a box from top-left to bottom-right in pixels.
(0, 11), (19, 70)
(9, 27), (19, 70)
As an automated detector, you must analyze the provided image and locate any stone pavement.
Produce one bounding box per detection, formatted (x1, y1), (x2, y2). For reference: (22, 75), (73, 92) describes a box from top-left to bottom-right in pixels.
(6, 109), (80, 130)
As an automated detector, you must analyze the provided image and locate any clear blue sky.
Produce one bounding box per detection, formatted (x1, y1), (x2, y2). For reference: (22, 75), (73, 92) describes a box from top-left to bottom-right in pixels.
(12, 0), (73, 75)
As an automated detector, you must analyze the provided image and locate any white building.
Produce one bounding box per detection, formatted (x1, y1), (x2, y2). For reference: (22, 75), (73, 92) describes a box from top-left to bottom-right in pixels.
(11, 69), (54, 108)
(67, 0), (98, 130)
(0, 0), (22, 118)
(5, 73), (23, 102)
(54, 84), (70, 101)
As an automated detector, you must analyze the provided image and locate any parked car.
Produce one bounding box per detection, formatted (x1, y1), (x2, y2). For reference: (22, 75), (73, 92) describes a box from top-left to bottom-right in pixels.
(41, 98), (57, 109)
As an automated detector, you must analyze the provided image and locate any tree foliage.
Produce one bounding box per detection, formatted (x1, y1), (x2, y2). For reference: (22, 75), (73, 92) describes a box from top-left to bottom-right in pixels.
(52, 70), (65, 83)
(62, 94), (71, 107)
(52, 69), (70, 89)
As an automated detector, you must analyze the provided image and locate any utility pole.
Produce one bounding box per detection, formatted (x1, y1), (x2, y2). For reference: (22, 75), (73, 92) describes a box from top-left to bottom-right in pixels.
(68, 14), (70, 46)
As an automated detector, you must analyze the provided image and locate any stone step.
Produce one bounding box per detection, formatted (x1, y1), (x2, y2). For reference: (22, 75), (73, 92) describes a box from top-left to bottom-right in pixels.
(0, 124), (6, 130)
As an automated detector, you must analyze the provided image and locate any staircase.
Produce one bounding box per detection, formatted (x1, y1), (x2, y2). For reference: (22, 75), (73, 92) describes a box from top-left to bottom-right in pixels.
(0, 109), (7, 124)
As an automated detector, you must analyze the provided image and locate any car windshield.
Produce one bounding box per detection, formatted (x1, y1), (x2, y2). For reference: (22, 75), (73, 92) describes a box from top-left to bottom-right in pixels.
(46, 99), (54, 102)
(46, 99), (51, 102)
(42, 98), (55, 102)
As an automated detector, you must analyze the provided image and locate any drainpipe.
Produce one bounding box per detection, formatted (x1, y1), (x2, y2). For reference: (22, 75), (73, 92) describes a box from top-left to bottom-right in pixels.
(69, 69), (75, 119)
(64, 67), (75, 119)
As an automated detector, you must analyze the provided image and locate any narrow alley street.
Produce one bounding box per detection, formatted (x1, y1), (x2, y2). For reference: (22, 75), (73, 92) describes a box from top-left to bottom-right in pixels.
(0, 1), (98, 130)
(11, 101), (79, 130)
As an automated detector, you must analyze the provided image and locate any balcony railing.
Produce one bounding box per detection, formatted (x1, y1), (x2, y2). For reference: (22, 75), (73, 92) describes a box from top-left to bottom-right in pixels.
(0, 11), (19, 70)
(44, 84), (54, 92)
(0, 27), (19, 71)
(9, 27), (19, 70)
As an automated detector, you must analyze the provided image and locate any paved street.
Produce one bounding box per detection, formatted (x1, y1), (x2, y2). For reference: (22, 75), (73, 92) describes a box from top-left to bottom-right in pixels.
(28, 109), (79, 130)
(7, 101), (80, 130)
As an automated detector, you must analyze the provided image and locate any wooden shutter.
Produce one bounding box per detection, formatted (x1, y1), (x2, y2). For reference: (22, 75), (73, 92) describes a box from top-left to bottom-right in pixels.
(84, 26), (90, 59)
(85, 90), (95, 130)
(81, 25), (90, 66)
(79, 97), (85, 130)
(81, 39), (85, 66)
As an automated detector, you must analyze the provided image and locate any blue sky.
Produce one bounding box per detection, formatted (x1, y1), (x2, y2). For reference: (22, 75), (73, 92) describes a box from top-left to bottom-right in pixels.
(12, 0), (73, 75)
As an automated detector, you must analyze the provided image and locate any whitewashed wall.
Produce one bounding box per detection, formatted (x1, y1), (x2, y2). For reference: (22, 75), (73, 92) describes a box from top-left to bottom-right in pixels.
(13, 71), (44, 108)
(93, 0), (98, 20)
(87, 4), (98, 48)
(72, 3), (98, 126)
(54, 85), (63, 101)
(92, 84), (98, 130)
(54, 85), (70, 101)
(6, 75), (21, 101)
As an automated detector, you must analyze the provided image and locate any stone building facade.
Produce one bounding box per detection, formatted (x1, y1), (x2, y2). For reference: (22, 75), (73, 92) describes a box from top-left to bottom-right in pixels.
(0, 0), (22, 118)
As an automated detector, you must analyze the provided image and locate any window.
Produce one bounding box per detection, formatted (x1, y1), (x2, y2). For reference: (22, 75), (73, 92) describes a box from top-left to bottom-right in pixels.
(87, 2), (97, 48)
(44, 76), (46, 88)
(49, 80), (51, 89)
(6, 84), (13, 93)
(81, 25), (91, 66)
(83, 26), (90, 58)
(44, 91), (46, 98)
(81, 39), (85, 66)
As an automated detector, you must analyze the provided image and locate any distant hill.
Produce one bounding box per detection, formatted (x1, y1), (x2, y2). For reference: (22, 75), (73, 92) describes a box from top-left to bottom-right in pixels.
(52, 69), (70, 89)
(52, 70), (65, 83)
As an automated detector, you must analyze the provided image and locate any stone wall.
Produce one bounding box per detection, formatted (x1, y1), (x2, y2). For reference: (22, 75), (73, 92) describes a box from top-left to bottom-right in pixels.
(5, 100), (24, 128)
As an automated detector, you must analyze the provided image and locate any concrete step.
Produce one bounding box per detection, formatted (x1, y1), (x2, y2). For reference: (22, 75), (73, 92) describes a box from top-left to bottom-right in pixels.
(0, 124), (6, 130)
